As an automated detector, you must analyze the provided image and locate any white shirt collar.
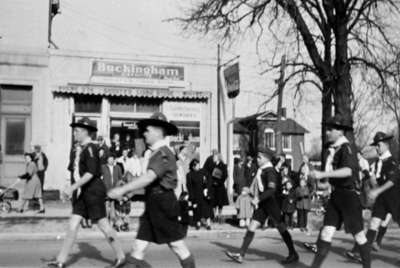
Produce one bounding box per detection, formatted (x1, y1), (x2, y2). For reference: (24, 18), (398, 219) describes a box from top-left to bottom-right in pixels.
(379, 150), (392, 161)
(150, 139), (169, 151)
(80, 137), (92, 146)
(332, 136), (349, 148)
(259, 161), (273, 170)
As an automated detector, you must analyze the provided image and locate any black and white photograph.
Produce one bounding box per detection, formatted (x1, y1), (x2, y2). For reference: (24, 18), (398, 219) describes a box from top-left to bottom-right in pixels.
(0, 0), (400, 267)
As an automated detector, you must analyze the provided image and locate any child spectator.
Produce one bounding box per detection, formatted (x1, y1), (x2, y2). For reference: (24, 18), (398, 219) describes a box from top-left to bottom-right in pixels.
(235, 187), (253, 228)
(296, 179), (311, 232)
(282, 180), (296, 228)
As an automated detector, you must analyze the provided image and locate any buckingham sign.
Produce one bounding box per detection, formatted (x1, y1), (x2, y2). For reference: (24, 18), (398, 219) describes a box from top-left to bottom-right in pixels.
(91, 61), (185, 87)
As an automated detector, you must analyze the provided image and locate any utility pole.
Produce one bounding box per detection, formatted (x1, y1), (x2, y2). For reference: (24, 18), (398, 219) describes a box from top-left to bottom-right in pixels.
(275, 54), (286, 155)
(217, 44), (221, 152)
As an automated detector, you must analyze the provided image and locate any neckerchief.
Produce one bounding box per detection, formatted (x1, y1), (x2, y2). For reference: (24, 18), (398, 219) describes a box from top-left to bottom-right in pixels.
(256, 162), (273, 192)
(325, 136), (349, 172)
(376, 150), (392, 179)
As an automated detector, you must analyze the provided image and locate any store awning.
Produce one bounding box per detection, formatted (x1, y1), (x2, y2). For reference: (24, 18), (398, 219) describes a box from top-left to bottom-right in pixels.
(54, 84), (211, 99)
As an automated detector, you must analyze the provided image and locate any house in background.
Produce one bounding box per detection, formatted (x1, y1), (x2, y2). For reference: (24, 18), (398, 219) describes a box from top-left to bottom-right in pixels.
(234, 110), (309, 171)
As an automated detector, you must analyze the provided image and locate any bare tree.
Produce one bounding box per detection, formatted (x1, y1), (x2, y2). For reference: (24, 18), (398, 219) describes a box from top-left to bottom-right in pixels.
(174, 0), (400, 159)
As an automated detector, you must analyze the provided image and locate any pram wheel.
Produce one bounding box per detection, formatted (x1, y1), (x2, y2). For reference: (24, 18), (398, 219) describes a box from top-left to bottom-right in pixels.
(0, 201), (12, 213)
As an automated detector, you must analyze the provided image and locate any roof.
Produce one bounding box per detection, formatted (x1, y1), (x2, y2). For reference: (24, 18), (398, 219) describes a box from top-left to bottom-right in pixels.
(54, 84), (211, 100)
(238, 111), (309, 134)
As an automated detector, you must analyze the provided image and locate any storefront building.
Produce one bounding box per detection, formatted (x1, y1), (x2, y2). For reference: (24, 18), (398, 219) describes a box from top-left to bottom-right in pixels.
(44, 50), (217, 190)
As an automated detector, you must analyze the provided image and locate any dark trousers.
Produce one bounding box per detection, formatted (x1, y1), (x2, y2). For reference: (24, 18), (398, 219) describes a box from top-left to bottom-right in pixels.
(283, 212), (294, 227)
(297, 209), (308, 228)
(37, 171), (45, 190)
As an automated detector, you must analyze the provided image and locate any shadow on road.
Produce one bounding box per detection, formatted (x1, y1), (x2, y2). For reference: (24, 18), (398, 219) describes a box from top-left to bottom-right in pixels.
(210, 240), (309, 267)
(66, 242), (113, 266)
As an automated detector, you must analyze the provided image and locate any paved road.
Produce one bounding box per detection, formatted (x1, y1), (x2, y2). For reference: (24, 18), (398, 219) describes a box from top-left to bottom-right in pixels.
(0, 231), (399, 268)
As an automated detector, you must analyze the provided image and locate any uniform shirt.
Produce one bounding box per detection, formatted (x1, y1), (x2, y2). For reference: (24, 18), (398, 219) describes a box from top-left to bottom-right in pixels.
(258, 166), (279, 202)
(329, 140), (359, 189)
(373, 154), (399, 189)
(147, 145), (178, 191)
(77, 142), (104, 193)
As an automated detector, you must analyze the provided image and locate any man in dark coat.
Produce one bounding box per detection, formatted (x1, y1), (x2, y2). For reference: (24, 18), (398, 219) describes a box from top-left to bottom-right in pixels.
(33, 145), (48, 191)
(203, 149), (218, 176)
(108, 112), (196, 268)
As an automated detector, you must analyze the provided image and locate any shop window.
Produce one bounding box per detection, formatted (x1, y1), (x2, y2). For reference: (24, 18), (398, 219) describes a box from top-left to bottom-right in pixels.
(0, 84), (32, 104)
(110, 98), (135, 113)
(264, 128), (275, 149)
(170, 121), (200, 146)
(5, 119), (25, 155)
(75, 96), (102, 113)
(136, 101), (160, 113)
(282, 135), (292, 151)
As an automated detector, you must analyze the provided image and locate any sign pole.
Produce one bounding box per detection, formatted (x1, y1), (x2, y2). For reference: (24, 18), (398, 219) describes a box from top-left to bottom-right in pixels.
(217, 44), (221, 153)
(275, 55), (286, 155)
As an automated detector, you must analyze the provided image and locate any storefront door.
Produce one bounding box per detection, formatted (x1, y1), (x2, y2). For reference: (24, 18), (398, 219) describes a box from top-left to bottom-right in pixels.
(0, 115), (31, 183)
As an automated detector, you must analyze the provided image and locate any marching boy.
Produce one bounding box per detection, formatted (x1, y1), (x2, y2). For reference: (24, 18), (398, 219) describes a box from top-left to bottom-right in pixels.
(225, 147), (299, 264)
(108, 112), (195, 268)
(309, 115), (371, 268)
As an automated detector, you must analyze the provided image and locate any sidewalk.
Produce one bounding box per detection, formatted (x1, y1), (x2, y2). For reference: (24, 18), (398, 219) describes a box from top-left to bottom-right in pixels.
(0, 200), (237, 219)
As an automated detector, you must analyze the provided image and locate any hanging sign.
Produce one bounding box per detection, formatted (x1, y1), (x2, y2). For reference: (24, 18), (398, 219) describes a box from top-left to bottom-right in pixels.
(223, 62), (240, 98)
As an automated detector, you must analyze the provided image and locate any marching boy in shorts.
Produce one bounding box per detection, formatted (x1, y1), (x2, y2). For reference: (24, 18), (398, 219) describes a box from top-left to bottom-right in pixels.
(309, 115), (371, 268)
(225, 147), (299, 264)
(108, 112), (195, 268)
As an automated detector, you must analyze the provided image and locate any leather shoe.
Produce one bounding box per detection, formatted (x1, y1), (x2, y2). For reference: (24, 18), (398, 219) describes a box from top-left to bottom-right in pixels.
(280, 253), (299, 264)
(105, 258), (126, 268)
(47, 260), (66, 268)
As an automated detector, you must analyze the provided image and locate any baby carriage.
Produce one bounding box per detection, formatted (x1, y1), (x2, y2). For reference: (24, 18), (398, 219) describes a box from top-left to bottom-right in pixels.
(0, 182), (19, 213)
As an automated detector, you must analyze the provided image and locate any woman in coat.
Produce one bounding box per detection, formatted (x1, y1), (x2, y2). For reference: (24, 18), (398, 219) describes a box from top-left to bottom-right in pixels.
(186, 159), (213, 230)
(18, 153), (45, 213)
(210, 153), (229, 223)
(295, 179), (311, 232)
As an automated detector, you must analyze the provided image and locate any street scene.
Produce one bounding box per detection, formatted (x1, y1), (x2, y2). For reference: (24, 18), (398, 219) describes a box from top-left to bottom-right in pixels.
(1, 0), (400, 268)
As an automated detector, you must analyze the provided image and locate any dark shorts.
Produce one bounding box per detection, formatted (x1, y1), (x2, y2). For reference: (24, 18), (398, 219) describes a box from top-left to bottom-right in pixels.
(136, 190), (186, 244)
(252, 197), (282, 225)
(72, 187), (107, 223)
(323, 189), (364, 235)
(372, 193), (400, 223)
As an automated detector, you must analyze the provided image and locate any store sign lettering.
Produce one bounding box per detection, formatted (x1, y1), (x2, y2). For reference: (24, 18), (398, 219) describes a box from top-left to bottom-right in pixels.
(92, 61), (184, 81)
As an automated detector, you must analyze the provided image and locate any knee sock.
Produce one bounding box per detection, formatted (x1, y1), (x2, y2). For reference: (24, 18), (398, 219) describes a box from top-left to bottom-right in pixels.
(376, 226), (387, 246)
(180, 254), (195, 268)
(351, 243), (359, 253)
(366, 229), (377, 244)
(240, 230), (255, 257)
(311, 239), (331, 268)
(279, 230), (297, 255)
(358, 242), (371, 268)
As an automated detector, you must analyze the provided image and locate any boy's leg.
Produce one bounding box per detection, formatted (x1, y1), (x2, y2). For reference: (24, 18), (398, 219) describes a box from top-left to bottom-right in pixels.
(126, 239), (151, 268)
(169, 240), (195, 268)
(97, 218), (125, 260)
(55, 214), (82, 263)
(311, 226), (336, 268)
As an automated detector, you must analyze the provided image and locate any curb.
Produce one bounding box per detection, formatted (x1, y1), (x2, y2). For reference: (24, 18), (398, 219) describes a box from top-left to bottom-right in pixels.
(0, 229), (313, 242)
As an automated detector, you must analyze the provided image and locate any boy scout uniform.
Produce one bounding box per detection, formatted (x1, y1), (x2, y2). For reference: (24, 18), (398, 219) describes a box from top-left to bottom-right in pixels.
(323, 119), (363, 235)
(370, 132), (400, 223)
(252, 163), (282, 225)
(69, 118), (107, 223)
(137, 112), (185, 244)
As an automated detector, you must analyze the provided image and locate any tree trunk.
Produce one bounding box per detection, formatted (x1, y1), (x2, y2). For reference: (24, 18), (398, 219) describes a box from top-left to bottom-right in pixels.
(333, 15), (355, 144)
(321, 83), (333, 165)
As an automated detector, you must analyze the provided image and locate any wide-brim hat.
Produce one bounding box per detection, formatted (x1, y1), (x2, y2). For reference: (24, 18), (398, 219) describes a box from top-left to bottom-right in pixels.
(370, 131), (393, 146)
(323, 114), (353, 131)
(70, 117), (98, 132)
(257, 146), (275, 159)
(138, 112), (178, 136)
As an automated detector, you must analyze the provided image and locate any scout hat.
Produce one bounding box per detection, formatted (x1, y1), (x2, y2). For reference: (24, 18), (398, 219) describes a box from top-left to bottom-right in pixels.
(138, 112), (178, 136)
(323, 114), (353, 131)
(370, 131), (393, 146)
(70, 117), (98, 132)
(257, 146), (275, 160)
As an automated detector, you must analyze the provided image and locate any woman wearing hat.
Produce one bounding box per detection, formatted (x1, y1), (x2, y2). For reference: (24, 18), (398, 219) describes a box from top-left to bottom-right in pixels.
(346, 131), (400, 262)
(225, 146), (299, 264)
(309, 115), (371, 268)
(108, 112), (195, 268)
(48, 117), (125, 268)
(17, 152), (45, 213)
